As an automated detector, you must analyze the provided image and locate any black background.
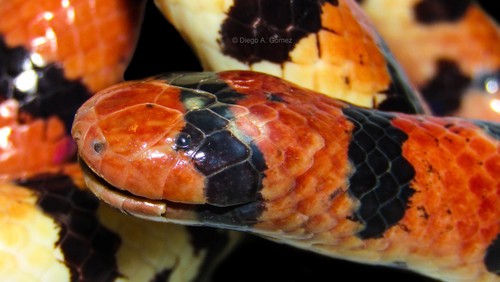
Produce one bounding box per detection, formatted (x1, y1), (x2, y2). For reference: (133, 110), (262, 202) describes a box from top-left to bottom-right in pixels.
(124, 1), (498, 281)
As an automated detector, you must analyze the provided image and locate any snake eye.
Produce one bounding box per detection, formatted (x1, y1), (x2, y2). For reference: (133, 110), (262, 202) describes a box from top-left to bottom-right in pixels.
(175, 132), (191, 149)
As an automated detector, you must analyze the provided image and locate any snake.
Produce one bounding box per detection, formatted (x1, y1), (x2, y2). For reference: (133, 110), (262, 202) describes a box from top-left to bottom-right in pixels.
(0, 0), (238, 281)
(1, 0), (499, 281)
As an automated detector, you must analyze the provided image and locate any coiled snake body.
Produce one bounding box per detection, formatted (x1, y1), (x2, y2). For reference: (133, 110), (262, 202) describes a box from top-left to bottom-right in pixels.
(0, 0), (499, 281)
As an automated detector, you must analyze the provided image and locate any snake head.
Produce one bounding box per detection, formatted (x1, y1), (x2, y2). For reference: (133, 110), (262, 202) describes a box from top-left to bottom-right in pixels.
(71, 72), (267, 224)
(71, 78), (208, 213)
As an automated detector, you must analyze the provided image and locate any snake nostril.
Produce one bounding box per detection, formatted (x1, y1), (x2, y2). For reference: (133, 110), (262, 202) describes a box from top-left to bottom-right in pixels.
(92, 140), (106, 154)
(72, 131), (81, 142)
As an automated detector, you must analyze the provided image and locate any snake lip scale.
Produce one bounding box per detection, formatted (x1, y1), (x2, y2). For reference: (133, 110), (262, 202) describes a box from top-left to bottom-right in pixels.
(79, 157), (258, 233)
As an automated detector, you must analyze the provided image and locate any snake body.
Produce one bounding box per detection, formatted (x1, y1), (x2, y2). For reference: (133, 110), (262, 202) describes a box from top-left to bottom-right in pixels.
(155, 0), (500, 121)
(0, 0), (237, 280)
(357, 0), (500, 121)
(0, 0), (499, 281)
(74, 70), (500, 282)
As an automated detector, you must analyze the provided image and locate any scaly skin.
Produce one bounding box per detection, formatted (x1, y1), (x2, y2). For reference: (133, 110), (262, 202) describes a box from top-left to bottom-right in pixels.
(0, 165), (237, 281)
(0, 1), (239, 281)
(154, 0), (500, 121)
(154, 0), (427, 113)
(73, 71), (500, 282)
(357, 0), (500, 121)
(0, 0), (144, 180)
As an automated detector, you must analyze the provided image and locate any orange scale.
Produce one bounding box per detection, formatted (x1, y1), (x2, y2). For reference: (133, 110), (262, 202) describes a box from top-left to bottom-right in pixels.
(62, 54), (84, 79)
(261, 76), (292, 93)
(260, 195), (298, 222)
(93, 0), (115, 18)
(437, 133), (467, 154)
(235, 117), (260, 138)
(293, 173), (319, 200)
(364, 42), (385, 67)
(255, 139), (284, 168)
(478, 198), (498, 223)
(45, 116), (66, 141)
(40, 0), (64, 12)
(296, 128), (323, 147)
(83, 47), (106, 75)
(94, 84), (167, 116)
(101, 44), (125, 67)
(338, 6), (363, 37)
(278, 107), (308, 128)
(350, 64), (376, 93)
(160, 164), (206, 204)
(456, 151), (479, 171)
(457, 221), (481, 243)
(283, 146), (316, 177)
(23, 119), (45, 141)
(442, 168), (467, 191)
(53, 20), (80, 39)
(273, 213), (309, 232)
(261, 167), (294, 201)
(129, 150), (176, 195)
(328, 217), (361, 239)
(321, 2), (343, 33)
(77, 24), (99, 52)
(391, 115), (419, 134)
(469, 174), (495, 197)
(468, 135), (498, 156)
(318, 30), (348, 65)
(405, 128), (440, 149)
(418, 119), (450, 138)
(248, 104), (279, 124)
(484, 155), (500, 176)
(266, 121), (297, 148)
(344, 36), (366, 63)
(296, 189), (331, 217)
(5, 26), (29, 48)
(99, 152), (130, 189)
(55, 31), (78, 59)
(98, 106), (181, 156)
(305, 213), (338, 234)
(72, 2), (94, 27)
(99, 17), (127, 43)
(154, 88), (185, 111)
(121, 164), (164, 200)
(20, 1), (44, 22)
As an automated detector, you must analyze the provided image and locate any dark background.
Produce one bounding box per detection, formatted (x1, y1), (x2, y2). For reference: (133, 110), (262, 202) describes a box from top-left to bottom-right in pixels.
(124, 1), (498, 281)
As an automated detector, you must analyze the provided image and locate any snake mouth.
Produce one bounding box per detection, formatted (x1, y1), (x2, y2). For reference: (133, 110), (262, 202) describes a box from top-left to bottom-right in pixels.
(78, 158), (260, 231)
(78, 158), (204, 225)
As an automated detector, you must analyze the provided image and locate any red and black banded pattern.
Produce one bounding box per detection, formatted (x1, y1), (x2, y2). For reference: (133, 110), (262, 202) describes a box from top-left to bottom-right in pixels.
(342, 107), (416, 239)
(74, 71), (499, 281)
(163, 73), (267, 207)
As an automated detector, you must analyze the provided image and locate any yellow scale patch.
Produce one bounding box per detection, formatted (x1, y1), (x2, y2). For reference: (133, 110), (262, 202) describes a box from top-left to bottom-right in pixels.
(0, 183), (70, 281)
(96, 204), (207, 282)
(155, 0), (391, 108)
